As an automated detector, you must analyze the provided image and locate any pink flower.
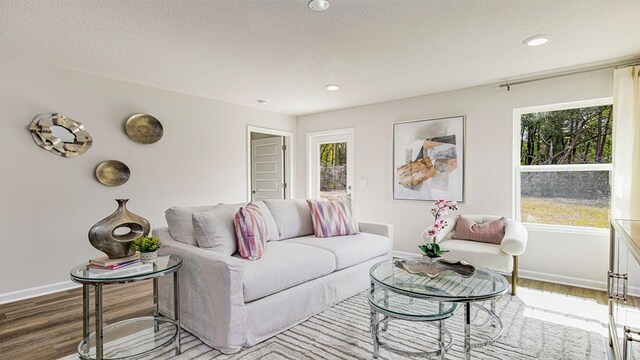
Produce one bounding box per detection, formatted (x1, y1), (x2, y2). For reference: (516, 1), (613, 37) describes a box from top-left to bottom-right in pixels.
(426, 228), (437, 237)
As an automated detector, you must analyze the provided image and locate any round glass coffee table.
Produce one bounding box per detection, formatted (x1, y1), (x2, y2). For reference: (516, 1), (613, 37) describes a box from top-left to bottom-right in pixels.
(70, 254), (182, 360)
(369, 259), (508, 360)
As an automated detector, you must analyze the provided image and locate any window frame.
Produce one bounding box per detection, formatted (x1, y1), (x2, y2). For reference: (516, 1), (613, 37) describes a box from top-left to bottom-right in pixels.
(513, 97), (613, 234)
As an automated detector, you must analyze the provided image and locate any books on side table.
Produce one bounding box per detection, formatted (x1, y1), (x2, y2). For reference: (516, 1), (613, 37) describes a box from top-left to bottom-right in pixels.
(87, 253), (152, 277)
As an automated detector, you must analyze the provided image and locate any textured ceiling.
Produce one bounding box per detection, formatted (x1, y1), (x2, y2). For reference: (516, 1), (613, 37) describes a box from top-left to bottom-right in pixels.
(2, 0), (640, 115)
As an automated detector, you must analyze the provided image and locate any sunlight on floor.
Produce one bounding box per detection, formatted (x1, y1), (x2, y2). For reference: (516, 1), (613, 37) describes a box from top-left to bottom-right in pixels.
(518, 287), (609, 336)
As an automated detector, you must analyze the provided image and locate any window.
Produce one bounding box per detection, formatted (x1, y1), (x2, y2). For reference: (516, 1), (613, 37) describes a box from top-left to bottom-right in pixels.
(514, 99), (613, 229)
(319, 142), (348, 199)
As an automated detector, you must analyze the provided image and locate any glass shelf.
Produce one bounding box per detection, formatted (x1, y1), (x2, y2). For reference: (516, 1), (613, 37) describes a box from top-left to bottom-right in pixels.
(369, 287), (456, 319)
(78, 317), (178, 360)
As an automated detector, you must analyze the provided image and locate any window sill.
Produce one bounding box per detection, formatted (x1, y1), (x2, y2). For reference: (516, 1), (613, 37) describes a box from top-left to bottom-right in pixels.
(523, 223), (609, 236)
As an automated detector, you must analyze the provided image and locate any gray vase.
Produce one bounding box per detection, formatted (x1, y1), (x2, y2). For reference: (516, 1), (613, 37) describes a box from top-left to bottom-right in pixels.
(88, 199), (150, 259)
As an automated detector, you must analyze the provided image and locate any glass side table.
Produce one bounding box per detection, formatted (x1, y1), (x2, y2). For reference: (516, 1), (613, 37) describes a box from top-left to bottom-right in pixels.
(70, 254), (182, 360)
(370, 259), (508, 360)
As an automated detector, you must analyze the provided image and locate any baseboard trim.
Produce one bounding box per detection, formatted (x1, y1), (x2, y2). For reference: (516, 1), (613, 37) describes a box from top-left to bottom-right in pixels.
(0, 280), (80, 305)
(517, 269), (605, 292)
(392, 250), (640, 296)
(393, 250), (422, 259)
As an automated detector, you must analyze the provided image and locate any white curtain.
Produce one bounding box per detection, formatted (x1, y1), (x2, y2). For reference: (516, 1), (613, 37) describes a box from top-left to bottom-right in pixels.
(612, 65), (640, 219)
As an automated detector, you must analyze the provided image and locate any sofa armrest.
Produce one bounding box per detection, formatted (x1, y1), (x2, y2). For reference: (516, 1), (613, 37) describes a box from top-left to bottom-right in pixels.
(359, 221), (393, 238)
(153, 227), (246, 353)
(500, 220), (528, 256)
(359, 221), (394, 251)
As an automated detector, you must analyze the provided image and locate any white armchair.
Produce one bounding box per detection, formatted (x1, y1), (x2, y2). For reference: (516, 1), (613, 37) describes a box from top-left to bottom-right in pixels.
(427, 214), (528, 295)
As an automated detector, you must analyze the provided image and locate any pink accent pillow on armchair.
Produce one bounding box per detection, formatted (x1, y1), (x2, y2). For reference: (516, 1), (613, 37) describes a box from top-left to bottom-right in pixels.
(452, 216), (506, 244)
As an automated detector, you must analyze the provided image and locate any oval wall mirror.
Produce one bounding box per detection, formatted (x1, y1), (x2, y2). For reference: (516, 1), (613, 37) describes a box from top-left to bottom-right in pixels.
(29, 113), (93, 157)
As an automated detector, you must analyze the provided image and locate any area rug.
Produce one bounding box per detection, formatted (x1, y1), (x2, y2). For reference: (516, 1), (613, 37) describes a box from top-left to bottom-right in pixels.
(61, 288), (609, 359)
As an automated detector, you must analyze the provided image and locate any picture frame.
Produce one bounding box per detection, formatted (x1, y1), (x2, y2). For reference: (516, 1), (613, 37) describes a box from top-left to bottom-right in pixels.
(393, 116), (465, 201)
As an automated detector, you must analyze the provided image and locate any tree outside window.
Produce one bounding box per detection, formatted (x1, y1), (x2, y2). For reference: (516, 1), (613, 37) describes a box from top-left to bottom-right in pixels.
(319, 142), (348, 199)
(516, 101), (612, 229)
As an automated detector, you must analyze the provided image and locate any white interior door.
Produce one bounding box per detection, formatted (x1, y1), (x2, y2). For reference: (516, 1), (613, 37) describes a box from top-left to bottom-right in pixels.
(251, 137), (284, 200)
(307, 129), (354, 200)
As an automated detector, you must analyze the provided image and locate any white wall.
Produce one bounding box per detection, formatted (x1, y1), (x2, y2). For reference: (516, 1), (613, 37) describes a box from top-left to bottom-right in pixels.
(296, 69), (615, 290)
(0, 57), (295, 296)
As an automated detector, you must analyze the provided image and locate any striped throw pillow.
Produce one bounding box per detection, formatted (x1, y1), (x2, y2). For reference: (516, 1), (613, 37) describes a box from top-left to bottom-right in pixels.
(234, 203), (267, 260)
(306, 198), (359, 238)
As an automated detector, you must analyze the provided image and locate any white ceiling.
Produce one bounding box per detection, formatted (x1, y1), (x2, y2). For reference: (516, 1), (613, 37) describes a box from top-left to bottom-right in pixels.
(2, 0), (639, 115)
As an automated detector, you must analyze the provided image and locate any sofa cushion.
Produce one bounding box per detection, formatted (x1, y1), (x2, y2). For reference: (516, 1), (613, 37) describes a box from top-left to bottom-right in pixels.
(263, 199), (314, 240)
(192, 204), (237, 255)
(439, 239), (513, 273)
(238, 242), (336, 302)
(166, 205), (216, 245)
(287, 233), (391, 270)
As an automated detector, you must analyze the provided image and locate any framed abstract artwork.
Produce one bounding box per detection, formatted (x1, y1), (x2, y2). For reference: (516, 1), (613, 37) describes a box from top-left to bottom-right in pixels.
(393, 116), (465, 201)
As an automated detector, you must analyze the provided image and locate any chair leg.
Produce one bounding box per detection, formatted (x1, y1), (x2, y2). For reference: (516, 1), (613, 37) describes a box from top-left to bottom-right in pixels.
(511, 255), (518, 296)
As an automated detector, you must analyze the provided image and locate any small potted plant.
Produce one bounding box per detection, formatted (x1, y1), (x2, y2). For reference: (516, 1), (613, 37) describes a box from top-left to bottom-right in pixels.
(133, 235), (161, 263)
(419, 199), (458, 259)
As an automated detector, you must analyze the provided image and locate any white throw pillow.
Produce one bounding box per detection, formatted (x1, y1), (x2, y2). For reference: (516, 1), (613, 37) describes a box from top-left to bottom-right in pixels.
(263, 199), (314, 240)
(252, 201), (279, 241)
(217, 201), (279, 241)
(192, 205), (237, 255)
(165, 205), (216, 245)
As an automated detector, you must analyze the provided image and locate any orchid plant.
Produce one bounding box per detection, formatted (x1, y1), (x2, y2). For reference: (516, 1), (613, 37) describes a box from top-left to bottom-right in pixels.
(419, 199), (458, 258)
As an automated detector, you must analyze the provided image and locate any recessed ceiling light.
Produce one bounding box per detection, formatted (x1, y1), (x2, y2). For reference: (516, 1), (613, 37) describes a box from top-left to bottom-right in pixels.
(257, 99), (267, 105)
(308, 0), (330, 11)
(325, 84), (339, 91)
(523, 35), (549, 47)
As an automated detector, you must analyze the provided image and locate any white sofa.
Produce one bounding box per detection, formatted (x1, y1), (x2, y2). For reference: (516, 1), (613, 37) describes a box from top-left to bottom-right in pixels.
(154, 199), (393, 354)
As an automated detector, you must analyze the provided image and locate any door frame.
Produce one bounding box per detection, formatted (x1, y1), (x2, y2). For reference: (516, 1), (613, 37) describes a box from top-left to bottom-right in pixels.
(306, 128), (355, 199)
(247, 126), (294, 201)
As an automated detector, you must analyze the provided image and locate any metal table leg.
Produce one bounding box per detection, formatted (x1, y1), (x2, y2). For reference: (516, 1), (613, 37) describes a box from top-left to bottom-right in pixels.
(382, 289), (389, 332)
(95, 284), (103, 360)
(438, 302), (445, 360)
(174, 271), (181, 355)
(82, 284), (90, 354)
(464, 302), (471, 360)
(370, 307), (380, 359)
(153, 278), (159, 332)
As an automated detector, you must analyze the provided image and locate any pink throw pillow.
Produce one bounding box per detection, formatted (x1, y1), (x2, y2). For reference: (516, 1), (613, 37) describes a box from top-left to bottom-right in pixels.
(234, 203), (267, 260)
(452, 216), (506, 244)
(306, 198), (359, 238)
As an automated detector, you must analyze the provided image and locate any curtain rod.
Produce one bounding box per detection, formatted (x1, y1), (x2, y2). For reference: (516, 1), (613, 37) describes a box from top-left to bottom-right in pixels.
(496, 60), (640, 90)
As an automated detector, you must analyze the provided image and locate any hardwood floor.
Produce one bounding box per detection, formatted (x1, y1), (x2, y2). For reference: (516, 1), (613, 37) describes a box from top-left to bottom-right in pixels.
(0, 282), (153, 360)
(0, 277), (619, 360)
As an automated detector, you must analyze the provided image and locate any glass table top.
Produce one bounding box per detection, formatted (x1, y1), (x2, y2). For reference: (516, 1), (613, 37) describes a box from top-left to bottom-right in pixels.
(370, 259), (508, 302)
(70, 254), (182, 284)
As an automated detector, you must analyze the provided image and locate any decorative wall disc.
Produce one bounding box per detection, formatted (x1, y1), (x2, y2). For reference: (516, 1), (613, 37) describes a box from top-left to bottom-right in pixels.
(29, 113), (93, 157)
(125, 114), (163, 144)
(95, 160), (131, 186)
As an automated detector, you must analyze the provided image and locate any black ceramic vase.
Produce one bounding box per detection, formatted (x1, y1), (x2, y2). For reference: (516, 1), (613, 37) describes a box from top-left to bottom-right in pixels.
(88, 199), (150, 259)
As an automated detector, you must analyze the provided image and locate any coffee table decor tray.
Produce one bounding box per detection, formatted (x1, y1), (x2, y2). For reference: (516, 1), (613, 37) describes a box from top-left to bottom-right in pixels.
(394, 258), (476, 279)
